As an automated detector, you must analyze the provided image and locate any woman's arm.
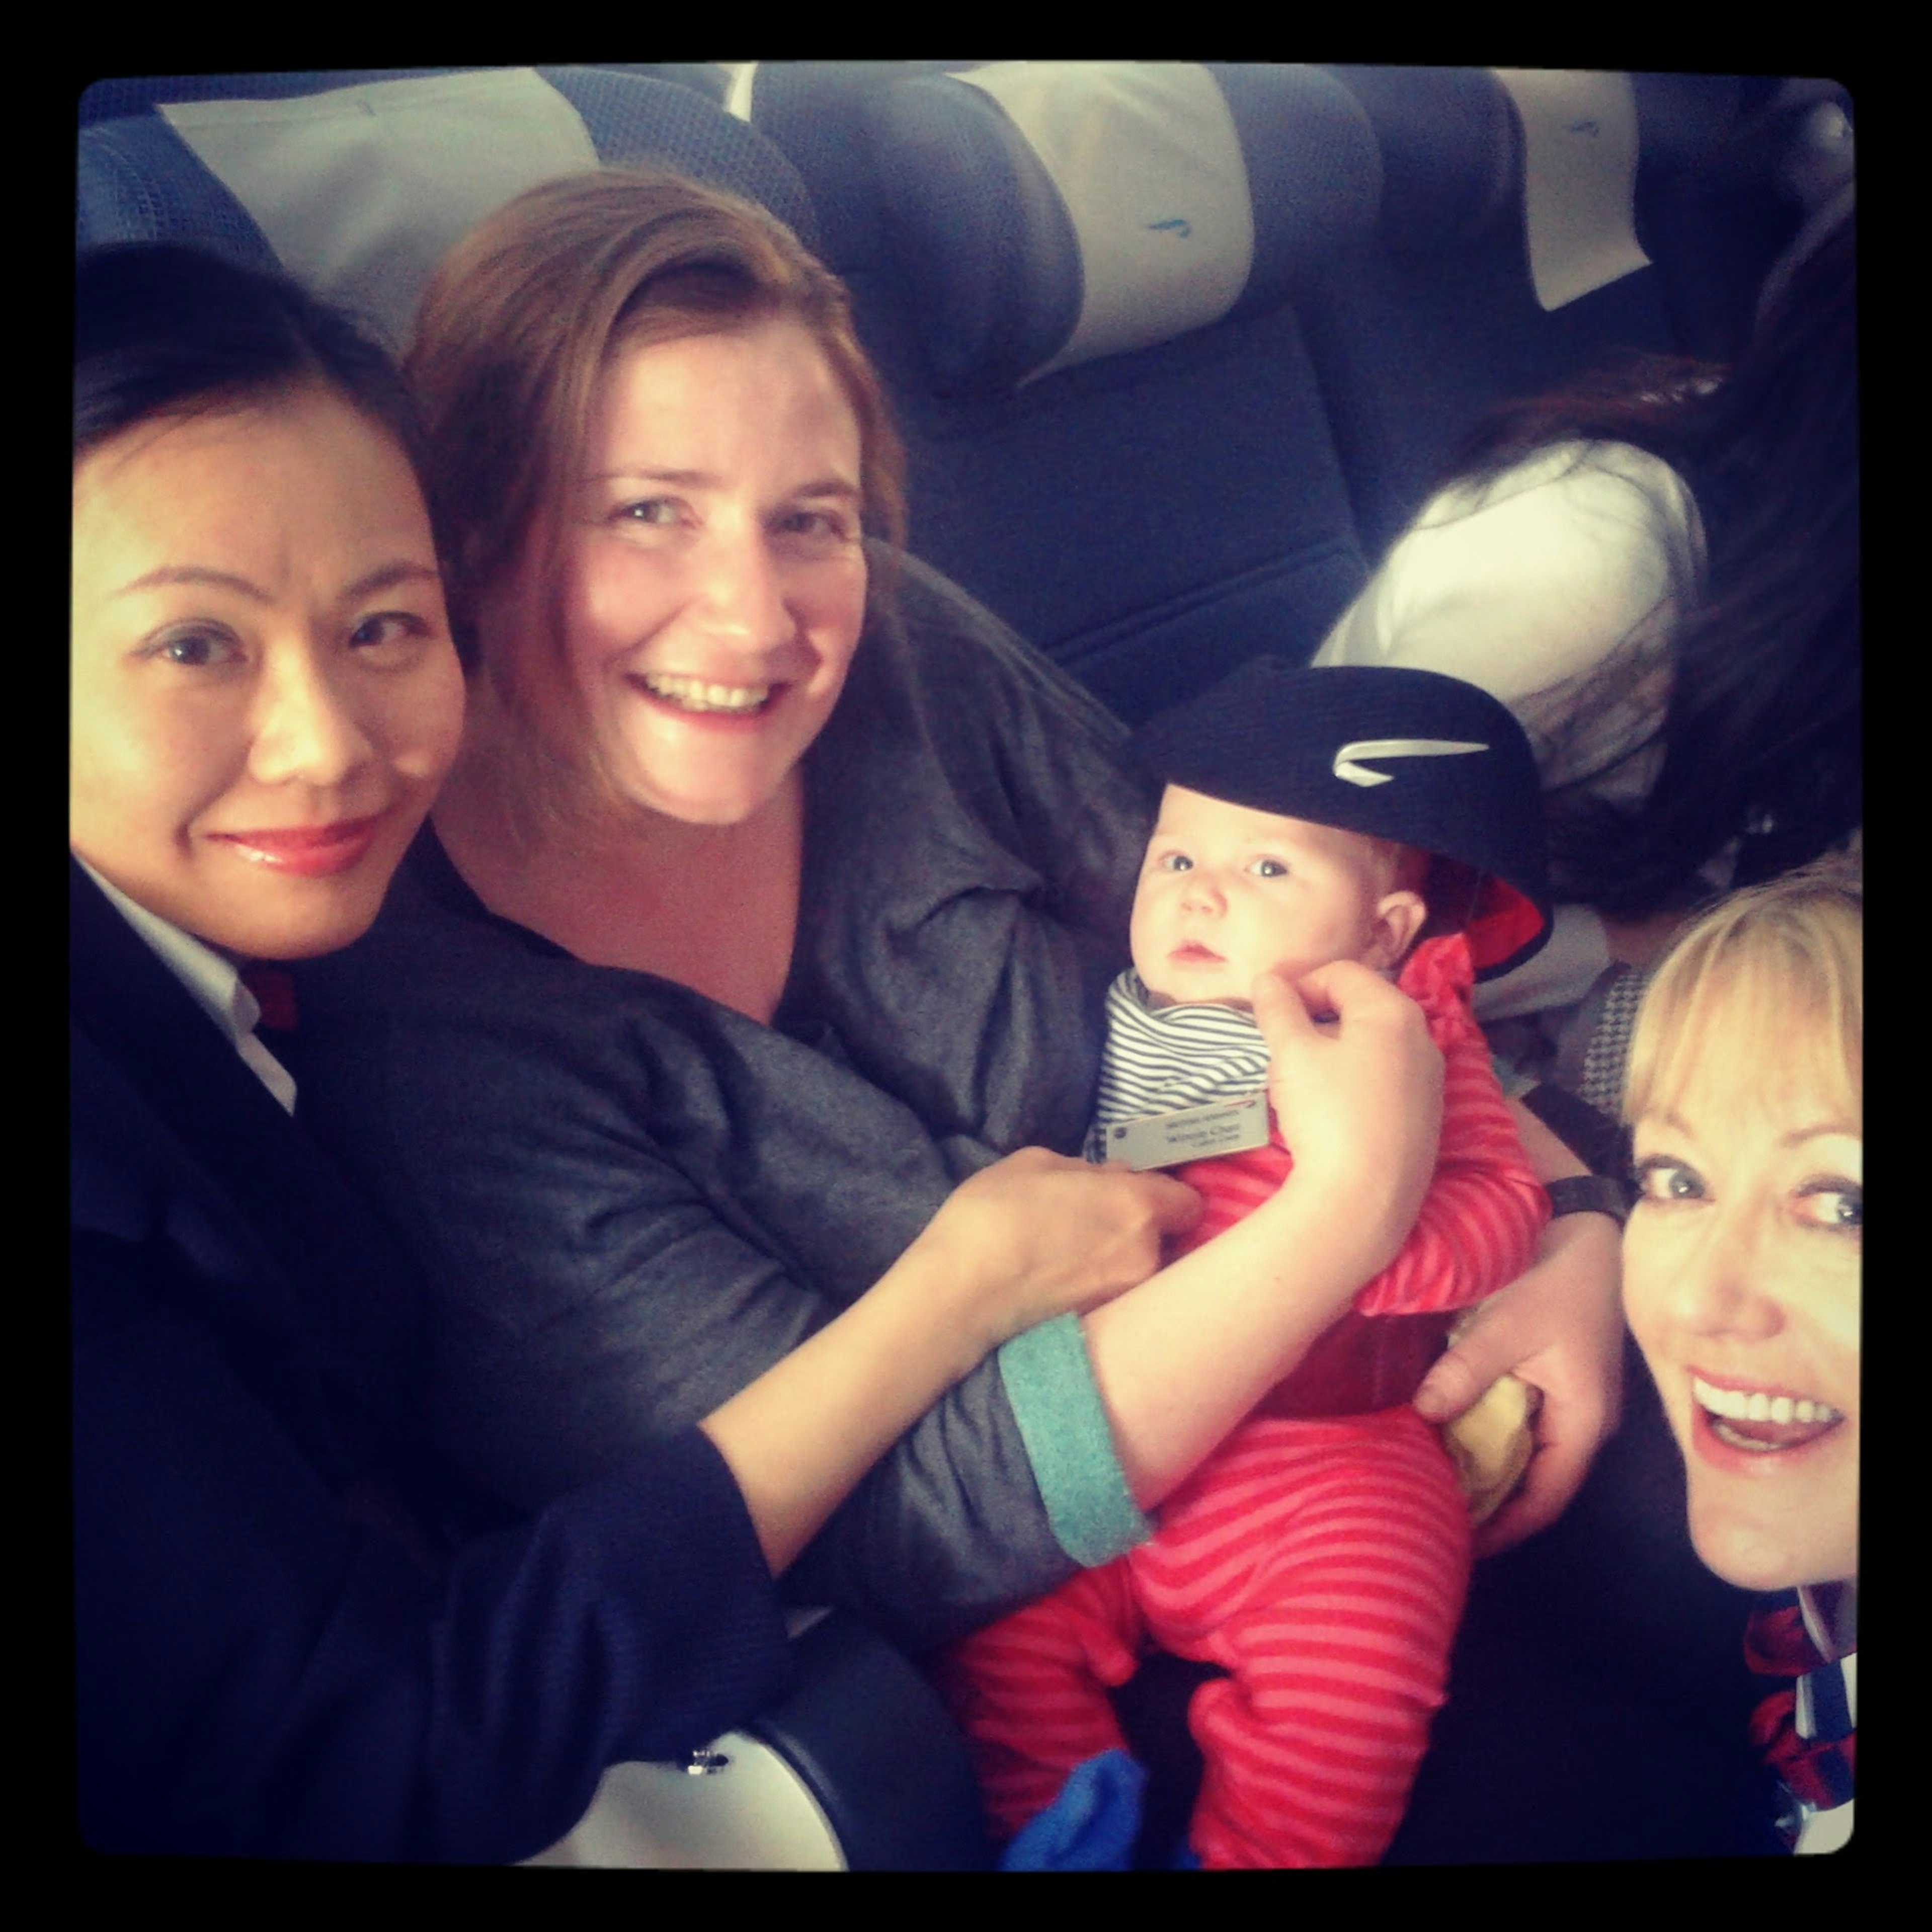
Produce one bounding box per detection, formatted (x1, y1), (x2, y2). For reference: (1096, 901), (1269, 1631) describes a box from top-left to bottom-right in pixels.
(297, 915), (1217, 1648)
(702, 1150), (1197, 1574)
(293, 841), (1427, 1643)
(1083, 960), (1446, 1506)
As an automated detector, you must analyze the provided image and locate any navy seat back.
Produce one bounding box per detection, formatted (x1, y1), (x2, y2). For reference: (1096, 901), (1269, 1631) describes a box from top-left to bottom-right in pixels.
(753, 61), (1380, 725)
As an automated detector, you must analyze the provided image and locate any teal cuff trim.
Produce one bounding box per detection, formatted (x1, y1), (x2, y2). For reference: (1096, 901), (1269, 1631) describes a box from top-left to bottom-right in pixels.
(997, 1314), (1151, 1567)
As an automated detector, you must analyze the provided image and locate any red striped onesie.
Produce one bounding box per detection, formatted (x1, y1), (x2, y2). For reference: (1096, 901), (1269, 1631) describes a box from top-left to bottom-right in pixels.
(942, 934), (1547, 1868)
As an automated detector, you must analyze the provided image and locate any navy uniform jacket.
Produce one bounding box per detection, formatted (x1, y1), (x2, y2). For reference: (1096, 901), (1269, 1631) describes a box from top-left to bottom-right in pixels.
(69, 862), (790, 1861)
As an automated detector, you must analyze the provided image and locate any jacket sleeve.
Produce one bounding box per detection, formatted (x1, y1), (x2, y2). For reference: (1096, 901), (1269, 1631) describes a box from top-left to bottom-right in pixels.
(72, 1222), (791, 1863)
(299, 953), (1101, 1656)
(1352, 938), (1550, 1318)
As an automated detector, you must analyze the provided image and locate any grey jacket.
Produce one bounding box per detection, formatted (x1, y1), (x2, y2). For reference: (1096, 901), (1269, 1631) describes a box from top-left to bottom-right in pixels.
(296, 554), (1156, 1652)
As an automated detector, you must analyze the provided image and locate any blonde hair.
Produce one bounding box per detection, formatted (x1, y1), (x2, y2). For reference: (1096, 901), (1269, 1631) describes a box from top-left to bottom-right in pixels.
(1624, 852), (1862, 1129)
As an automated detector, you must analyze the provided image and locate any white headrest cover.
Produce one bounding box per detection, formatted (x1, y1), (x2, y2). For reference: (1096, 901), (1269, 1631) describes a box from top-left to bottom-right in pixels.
(161, 69), (599, 352)
(1491, 69), (1651, 311)
(959, 62), (1255, 383)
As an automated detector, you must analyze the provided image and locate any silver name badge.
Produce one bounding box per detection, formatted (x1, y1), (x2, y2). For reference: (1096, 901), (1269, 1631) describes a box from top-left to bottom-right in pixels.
(1101, 1091), (1271, 1171)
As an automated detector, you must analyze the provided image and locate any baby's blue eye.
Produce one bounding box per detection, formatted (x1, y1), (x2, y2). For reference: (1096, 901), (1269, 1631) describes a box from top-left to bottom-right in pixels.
(1251, 857), (1289, 878)
(1157, 852), (1193, 873)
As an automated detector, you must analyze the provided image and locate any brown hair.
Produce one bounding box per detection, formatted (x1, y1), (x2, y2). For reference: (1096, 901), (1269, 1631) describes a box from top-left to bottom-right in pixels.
(407, 170), (906, 702)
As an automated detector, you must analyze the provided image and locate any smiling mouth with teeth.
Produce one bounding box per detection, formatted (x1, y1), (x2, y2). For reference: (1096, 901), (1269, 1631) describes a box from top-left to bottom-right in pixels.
(636, 672), (776, 714)
(1692, 1374), (1844, 1452)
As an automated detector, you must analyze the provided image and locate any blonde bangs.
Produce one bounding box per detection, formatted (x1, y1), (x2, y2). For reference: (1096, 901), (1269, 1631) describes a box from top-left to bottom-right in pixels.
(1625, 866), (1862, 1130)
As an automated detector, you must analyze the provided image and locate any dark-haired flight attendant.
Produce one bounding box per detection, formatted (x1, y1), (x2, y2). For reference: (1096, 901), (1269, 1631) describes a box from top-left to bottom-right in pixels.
(69, 242), (1189, 1861)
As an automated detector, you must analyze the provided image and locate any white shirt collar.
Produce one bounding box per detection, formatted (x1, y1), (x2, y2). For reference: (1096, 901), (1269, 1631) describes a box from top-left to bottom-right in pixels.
(75, 858), (298, 1115)
(1798, 1581), (1857, 1670)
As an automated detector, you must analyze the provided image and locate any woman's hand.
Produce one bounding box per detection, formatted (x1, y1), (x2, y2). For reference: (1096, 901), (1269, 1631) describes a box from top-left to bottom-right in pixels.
(703, 1150), (1196, 1576)
(1413, 1209), (1625, 1556)
(1255, 959), (1446, 1280)
(914, 1149), (1203, 1355)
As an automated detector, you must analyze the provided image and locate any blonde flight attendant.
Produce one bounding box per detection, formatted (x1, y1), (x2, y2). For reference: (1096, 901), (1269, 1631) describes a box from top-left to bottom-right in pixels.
(1622, 857), (1860, 1854)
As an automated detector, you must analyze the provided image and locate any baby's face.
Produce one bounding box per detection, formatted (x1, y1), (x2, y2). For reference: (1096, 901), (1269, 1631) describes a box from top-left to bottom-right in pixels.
(1130, 785), (1412, 1008)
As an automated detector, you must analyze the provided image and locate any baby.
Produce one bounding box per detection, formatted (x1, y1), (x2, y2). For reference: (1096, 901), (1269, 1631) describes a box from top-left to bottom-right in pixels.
(945, 661), (1556, 1869)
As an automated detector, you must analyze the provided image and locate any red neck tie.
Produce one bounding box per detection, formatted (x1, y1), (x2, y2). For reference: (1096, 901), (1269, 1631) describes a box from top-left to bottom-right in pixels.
(1744, 1594), (1855, 1839)
(240, 963), (299, 1033)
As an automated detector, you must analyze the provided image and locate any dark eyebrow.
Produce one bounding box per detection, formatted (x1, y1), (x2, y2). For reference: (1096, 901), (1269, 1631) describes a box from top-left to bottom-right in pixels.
(111, 560), (440, 604)
(343, 561), (442, 601)
(112, 566), (270, 603)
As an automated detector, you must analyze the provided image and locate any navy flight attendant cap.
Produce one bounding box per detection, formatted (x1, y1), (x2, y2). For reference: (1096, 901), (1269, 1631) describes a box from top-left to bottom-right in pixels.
(1132, 661), (1553, 980)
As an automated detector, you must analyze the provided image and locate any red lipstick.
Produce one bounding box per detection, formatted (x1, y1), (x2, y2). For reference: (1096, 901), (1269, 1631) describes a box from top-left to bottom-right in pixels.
(211, 817), (383, 877)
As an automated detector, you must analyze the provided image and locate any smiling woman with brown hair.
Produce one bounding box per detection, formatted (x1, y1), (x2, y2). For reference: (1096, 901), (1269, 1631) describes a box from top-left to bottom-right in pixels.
(291, 168), (1473, 1657)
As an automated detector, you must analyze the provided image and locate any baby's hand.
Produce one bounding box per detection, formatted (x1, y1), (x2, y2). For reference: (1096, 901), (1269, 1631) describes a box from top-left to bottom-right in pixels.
(1251, 961), (1444, 1279)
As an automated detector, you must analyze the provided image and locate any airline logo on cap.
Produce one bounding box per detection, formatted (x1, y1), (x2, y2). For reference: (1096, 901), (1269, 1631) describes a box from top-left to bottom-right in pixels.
(1332, 738), (1489, 788)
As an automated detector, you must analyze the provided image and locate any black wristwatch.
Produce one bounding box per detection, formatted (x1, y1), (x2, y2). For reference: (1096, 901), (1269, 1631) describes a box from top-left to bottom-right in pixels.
(1544, 1174), (1630, 1227)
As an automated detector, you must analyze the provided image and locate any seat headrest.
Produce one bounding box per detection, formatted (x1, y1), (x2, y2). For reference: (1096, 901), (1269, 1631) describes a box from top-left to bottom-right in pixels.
(865, 62), (1379, 396)
(1332, 66), (1661, 311)
(1493, 69), (1651, 310)
(1322, 66), (1519, 256)
(144, 69), (601, 352)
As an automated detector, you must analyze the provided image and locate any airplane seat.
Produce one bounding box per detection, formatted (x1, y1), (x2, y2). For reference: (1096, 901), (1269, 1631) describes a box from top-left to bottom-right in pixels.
(79, 63), (739, 124)
(739, 62), (986, 292)
(79, 69), (486, 124)
(77, 65), (820, 354)
(72, 65), (996, 1872)
(560, 62), (737, 105)
(1297, 67), (1700, 562)
(752, 60), (1381, 726)
(1299, 68), (1839, 565)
